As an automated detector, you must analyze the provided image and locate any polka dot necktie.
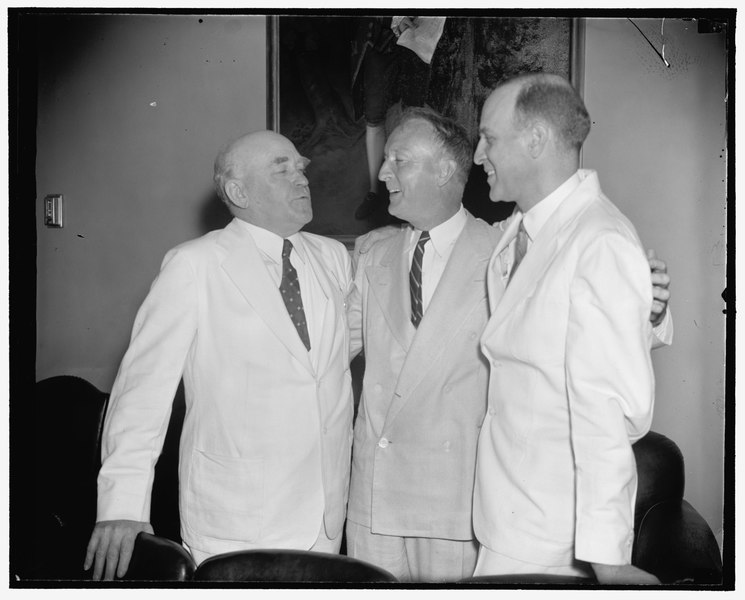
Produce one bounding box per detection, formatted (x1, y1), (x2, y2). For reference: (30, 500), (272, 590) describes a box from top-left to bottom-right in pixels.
(409, 230), (430, 328)
(280, 239), (311, 351)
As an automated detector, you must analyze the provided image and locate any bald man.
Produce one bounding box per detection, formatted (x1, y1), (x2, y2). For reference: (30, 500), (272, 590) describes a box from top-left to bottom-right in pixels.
(85, 131), (354, 579)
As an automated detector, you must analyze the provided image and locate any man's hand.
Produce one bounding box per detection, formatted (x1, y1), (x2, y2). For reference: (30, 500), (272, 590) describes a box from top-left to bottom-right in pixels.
(647, 249), (671, 327)
(592, 562), (661, 585)
(84, 519), (153, 580)
(354, 225), (401, 258)
(392, 16), (416, 37)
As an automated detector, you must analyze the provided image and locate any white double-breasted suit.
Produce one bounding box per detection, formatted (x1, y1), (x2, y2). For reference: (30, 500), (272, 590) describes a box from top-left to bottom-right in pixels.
(346, 212), (502, 547)
(97, 218), (353, 558)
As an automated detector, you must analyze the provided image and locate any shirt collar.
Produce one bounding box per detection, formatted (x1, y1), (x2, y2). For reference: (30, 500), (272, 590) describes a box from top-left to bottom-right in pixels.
(410, 205), (467, 257)
(522, 171), (581, 242)
(235, 218), (306, 265)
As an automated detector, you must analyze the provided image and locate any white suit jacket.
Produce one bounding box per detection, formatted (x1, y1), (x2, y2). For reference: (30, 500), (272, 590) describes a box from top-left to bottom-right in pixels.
(347, 212), (502, 539)
(473, 170), (655, 567)
(97, 218), (354, 557)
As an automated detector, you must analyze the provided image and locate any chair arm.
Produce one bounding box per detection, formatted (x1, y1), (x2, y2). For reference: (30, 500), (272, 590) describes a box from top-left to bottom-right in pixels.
(460, 574), (596, 585)
(124, 532), (196, 581)
(194, 548), (398, 583)
(633, 499), (722, 584)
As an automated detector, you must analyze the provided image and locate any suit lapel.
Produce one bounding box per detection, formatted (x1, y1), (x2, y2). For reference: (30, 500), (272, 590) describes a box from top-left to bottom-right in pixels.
(486, 211), (521, 313)
(385, 215), (494, 425)
(490, 175), (597, 327)
(219, 220), (314, 375)
(300, 234), (334, 374)
(367, 231), (416, 352)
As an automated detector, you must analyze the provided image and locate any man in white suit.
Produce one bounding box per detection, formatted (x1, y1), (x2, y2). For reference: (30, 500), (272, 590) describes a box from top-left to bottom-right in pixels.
(346, 108), (500, 581)
(85, 131), (353, 580)
(472, 73), (662, 583)
(345, 107), (670, 582)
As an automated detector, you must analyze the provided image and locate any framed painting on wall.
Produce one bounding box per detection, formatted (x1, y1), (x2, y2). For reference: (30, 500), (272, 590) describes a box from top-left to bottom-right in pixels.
(267, 15), (583, 246)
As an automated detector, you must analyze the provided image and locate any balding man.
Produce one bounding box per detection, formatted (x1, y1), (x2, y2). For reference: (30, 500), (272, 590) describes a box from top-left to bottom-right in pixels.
(473, 73), (662, 583)
(85, 131), (353, 579)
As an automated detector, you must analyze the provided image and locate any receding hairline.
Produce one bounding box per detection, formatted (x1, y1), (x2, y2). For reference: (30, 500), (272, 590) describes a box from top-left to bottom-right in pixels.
(217, 131), (306, 174)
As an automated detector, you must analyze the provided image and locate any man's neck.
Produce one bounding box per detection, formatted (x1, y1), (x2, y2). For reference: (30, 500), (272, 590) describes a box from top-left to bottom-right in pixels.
(410, 203), (461, 232)
(517, 162), (578, 214)
(234, 213), (301, 239)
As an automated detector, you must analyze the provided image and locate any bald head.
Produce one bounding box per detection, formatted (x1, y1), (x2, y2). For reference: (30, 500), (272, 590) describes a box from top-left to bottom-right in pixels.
(214, 130), (312, 237)
(214, 131), (292, 203)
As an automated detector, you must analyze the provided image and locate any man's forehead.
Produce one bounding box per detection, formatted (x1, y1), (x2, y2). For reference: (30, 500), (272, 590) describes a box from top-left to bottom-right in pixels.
(387, 120), (433, 151)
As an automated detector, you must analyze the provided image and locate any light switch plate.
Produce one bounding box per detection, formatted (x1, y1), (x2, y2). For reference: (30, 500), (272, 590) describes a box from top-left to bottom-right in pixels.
(44, 194), (63, 227)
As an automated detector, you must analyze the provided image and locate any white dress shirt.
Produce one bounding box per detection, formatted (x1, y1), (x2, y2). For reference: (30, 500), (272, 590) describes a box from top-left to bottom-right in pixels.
(237, 220), (324, 365)
(407, 205), (468, 314)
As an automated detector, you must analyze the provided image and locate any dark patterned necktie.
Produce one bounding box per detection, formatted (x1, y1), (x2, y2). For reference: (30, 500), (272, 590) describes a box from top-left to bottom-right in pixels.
(280, 239), (311, 351)
(409, 230), (430, 328)
(508, 220), (528, 285)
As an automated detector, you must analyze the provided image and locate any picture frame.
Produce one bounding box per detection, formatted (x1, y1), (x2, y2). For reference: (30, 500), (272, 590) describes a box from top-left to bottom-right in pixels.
(267, 15), (584, 248)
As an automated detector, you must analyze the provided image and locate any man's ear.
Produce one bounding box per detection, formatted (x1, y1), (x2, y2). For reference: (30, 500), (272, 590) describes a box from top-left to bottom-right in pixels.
(225, 179), (250, 209)
(527, 120), (550, 159)
(437, 157), (458, 187)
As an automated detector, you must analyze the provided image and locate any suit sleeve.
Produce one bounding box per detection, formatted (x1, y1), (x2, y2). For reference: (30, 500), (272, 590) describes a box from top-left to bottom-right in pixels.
(566, 232), (655, 565)
(651, 308), (673, 349)
(97, 247), (198, 523)
(347, 237), (370, 361)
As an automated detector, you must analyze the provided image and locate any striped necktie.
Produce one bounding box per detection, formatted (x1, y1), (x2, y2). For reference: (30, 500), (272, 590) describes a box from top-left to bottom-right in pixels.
(279, 239), (311, 351)
(409, 230), (430, 328)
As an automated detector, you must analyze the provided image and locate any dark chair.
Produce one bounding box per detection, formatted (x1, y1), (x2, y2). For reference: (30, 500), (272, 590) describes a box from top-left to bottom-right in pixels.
(194, 549), (399, 583)
(15, 376), (190, 581)
(124, 532), (196, 581)
(17, 376), (109, 580)
(459, 431), (722, 585)
(632, 433), (722, 584)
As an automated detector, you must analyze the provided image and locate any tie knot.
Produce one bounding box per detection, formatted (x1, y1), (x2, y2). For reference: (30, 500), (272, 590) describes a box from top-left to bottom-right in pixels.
(417, 231), (430, 247)
(282, 239), (293, 260)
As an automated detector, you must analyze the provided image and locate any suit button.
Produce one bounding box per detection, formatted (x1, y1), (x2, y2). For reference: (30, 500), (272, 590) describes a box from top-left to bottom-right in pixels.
(489, 408), (496, 416)
(444, 385), (452, 394)
(443, 441), (451, 452)
(374, 384), (382, 393)
(469, 332), (477, 340)
(492, 360), (501, 368)
(378, 437), (389, 448)
(322, 427), (328, 435)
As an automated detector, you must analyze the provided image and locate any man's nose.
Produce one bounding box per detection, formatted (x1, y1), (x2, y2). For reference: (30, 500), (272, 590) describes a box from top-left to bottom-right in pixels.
(295, 171), (309, 186)
(378, 160), (391, 182)
(473, 139), (485, 165)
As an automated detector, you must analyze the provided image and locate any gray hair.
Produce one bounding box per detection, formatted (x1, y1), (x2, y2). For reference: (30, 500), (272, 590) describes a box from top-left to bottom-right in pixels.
(398, 106), (473, 187)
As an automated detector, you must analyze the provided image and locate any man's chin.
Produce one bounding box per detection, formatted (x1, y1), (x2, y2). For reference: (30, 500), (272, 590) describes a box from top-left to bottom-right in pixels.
(488, 189), (507, 204)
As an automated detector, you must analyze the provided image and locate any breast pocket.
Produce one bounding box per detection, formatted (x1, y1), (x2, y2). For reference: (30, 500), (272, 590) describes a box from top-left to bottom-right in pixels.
(185, 449), (264, 542)
(506, 290), (567, 364)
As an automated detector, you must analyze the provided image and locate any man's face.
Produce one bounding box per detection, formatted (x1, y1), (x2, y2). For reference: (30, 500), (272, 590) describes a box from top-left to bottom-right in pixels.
(474, 85), (531, 204)
(378, 120), (443, 226)
(239, 135), (312, 235)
